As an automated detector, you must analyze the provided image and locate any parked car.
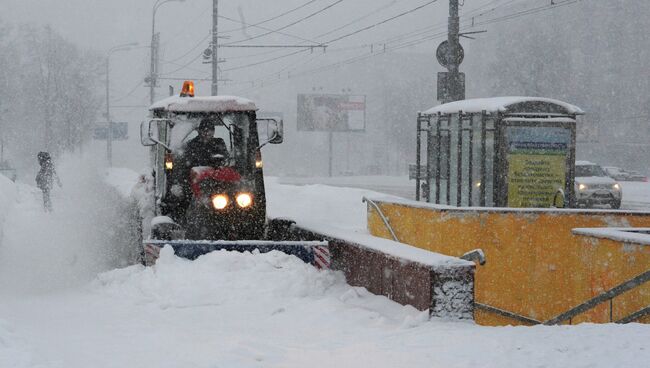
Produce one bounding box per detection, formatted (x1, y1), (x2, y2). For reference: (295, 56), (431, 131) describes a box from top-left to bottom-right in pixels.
(575, 161), (622, 209)
(623, 170), (648, 182)
(603, 166), (630, 181)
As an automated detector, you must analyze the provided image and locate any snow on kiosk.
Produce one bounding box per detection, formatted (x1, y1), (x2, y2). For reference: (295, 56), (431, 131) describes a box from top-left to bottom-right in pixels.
(415, 97), (584, 208)
(140, 81), (326, 265)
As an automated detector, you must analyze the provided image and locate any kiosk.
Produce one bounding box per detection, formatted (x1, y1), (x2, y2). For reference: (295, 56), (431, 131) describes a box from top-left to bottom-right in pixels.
(416, 97), (584, 208)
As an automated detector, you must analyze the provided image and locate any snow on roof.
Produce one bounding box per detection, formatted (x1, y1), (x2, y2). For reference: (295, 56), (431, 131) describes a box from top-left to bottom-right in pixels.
(576, 160), (597, 166)
(150, 95), (257, 113)
(423, 96), (584, 116)
(503, 117), (577, 124)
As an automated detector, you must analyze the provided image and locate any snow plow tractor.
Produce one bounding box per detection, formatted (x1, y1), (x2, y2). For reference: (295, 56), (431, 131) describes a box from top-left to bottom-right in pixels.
(139, 81), (326, 265)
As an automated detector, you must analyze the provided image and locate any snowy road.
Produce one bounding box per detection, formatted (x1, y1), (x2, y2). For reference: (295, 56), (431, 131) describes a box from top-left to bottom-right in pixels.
(1, 159), (649, 367)
(280, 176), (650, 211)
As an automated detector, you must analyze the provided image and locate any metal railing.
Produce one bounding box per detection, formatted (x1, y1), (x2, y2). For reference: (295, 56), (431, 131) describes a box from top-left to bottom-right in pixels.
(476, 269), (650, 326)
(362, 197), (399, 242)
(475, 303), (541, 325)
(544, 269), (650, 325)
(617, 306), (650, 324)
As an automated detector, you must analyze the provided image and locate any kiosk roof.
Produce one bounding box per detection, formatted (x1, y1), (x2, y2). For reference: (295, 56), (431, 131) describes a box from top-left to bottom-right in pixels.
(150, 95), (257, 113)
(423, 96), (584, 116)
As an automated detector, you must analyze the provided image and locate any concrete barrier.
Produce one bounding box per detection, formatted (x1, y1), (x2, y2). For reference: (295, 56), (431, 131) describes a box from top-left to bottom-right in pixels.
(365, 198), (650, 325)
(269, 220), (475, 320)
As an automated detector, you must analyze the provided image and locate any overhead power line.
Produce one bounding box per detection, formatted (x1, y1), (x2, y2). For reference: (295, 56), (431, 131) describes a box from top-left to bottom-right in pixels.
(164, 0), (576, 86)
(220, 0), (322, 34)
(111, 80), (145, 103)
(222, 0), (441, 73)
(214, 0), (412, 70)
(218, 14), (321, 44)
(165, 51), (204, 75)
(164, 31), (211, 65)
(222, 0), (345, 45)
(230, 0), (585, 94)
(471, 0), (584, 27)
(314, 0), (411, 39)
(325, 0), (440, 44)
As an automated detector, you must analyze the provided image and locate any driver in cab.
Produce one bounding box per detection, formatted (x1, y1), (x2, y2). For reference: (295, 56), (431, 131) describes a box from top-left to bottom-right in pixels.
(165, 118), (229, 224)
(184, 118), (229, 168)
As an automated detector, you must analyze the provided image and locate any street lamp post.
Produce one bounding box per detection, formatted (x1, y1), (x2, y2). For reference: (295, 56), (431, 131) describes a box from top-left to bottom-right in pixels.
(150, 0), (186, 105)
(106, 42), (138, 167)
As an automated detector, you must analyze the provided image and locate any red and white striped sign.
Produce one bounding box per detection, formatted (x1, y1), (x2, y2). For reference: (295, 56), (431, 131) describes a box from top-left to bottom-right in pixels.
(312, 245), (331, 270)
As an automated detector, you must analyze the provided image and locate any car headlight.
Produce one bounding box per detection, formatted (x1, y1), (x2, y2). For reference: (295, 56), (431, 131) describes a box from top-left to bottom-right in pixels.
(578, 184), (587, 191)
(236, 193), (253, 208)
(613, 183), (621, 190)
(212, 194), (229, 210)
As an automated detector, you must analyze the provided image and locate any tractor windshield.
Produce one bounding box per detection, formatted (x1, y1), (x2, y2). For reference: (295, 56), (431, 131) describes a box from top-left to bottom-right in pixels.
(174, 112), (254, 173)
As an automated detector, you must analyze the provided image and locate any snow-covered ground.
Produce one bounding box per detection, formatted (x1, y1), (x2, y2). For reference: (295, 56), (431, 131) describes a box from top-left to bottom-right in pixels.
(1, 156), (649, 368)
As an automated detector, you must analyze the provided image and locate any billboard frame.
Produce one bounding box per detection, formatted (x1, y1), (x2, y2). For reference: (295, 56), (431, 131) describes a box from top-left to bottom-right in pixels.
(297, 93), (366, 133)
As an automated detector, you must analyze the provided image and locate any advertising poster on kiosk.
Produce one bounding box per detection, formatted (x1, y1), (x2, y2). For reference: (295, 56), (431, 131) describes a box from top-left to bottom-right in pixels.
(506, 126), (571, 208)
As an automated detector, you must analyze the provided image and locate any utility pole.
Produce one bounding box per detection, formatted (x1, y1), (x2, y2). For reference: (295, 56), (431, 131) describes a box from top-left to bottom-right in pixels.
(149, 33), (160, 105)
(447, 0), (462, 102)
(212, 0), (219, 96)
(436, 0), (465, 103)
(106, 58), (112, 166)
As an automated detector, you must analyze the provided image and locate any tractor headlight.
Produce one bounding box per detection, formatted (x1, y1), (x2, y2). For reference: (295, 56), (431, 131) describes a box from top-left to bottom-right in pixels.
(255, 150), (263, 168)
(164, 153), (174, 170)
(212, 194), (229, 210)
(613, 183), (621, 190)
(236, 193), (253, 208)
(578, 183), (587, 191)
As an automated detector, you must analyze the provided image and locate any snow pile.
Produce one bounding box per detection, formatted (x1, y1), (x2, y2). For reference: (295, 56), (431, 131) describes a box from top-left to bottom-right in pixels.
(97, 246), (348, 309)
(0, 169), (649, 367)
(266, 177), (396, 232)
(0, 153), (139, 294)
(267, 177), (468, 268)
(102, 167), (141, 198)
(0, 319), (43, 368)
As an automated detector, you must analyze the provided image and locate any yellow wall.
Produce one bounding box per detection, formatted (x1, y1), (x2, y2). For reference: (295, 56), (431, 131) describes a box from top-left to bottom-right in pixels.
(367, 202), (650, 326)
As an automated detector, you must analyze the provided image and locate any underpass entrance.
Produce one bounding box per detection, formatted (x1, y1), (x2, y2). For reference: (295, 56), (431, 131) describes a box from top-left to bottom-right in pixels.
(416, 97), (584, 208)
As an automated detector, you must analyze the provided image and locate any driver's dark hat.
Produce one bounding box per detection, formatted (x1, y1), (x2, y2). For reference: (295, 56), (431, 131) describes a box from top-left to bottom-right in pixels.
(198, 118), (215, 131)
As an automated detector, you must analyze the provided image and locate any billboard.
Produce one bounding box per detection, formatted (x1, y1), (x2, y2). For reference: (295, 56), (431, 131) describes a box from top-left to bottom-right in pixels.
(94, 122), (129, 140)
(297, 94), (366, 132)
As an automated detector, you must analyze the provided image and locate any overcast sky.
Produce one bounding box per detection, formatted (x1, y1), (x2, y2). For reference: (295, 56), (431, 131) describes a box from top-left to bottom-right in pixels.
(0, 0), (451, 117)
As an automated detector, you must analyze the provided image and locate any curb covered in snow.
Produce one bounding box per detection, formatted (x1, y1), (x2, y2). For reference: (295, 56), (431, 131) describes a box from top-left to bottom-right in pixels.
(268, 221), (475, 320)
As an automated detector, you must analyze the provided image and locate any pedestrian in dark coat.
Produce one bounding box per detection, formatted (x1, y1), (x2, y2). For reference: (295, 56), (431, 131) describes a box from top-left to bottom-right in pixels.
(35, 152), (62, 212)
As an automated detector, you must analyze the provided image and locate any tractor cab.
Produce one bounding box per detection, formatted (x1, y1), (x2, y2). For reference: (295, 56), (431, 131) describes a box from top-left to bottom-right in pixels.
(141, 81), (283, 240)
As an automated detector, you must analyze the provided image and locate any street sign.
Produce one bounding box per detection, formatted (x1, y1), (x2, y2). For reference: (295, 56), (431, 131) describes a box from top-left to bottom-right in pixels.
(437, 72), (466, 102)
(94, 122), (129, 140)
(436, 41), (464, 68)
(408, 164), (427, 180)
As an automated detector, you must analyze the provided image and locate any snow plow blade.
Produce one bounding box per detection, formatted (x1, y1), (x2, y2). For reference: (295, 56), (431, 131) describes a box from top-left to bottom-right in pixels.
(143, 239), (330, 268)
